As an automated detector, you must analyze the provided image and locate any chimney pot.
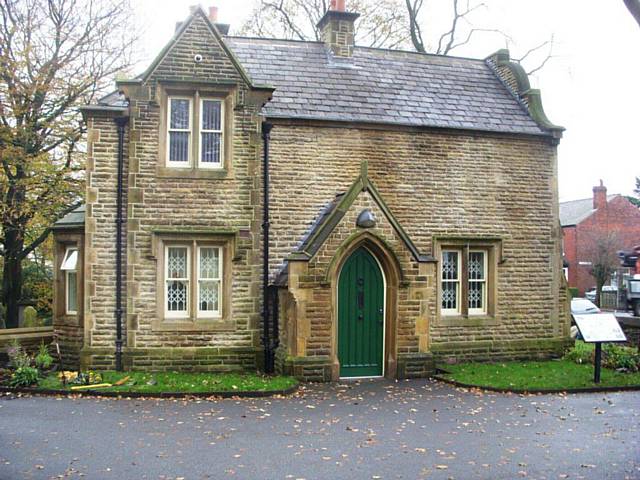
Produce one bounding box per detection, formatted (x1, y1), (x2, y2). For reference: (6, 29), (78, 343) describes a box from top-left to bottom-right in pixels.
(330, 0), (346, 11)
(208, 6), (218, 22)
(593, 180), (607, 210)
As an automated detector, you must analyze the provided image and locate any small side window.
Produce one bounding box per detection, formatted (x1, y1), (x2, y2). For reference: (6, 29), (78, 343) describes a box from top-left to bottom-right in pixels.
(61, 247), (78, 315)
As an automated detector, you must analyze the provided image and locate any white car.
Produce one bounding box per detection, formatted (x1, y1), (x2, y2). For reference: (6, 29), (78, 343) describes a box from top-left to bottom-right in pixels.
(570, 298), (601, 339)
(571, 298), (601, 315)
(584, 286), (616, 302)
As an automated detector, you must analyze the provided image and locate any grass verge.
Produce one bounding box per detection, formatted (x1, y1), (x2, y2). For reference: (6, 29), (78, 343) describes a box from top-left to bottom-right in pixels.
(36, 371), (298, 394)
(440, 359), (640, 390)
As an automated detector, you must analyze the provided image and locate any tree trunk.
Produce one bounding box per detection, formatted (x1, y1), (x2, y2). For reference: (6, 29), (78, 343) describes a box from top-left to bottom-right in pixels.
(2, 229), (24, 329)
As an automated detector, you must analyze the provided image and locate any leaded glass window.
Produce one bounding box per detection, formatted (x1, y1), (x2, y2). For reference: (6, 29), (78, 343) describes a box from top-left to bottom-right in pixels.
(168, 98), (191, 164)
(199, 99), (223, 167)
(197, 246), (221, 317)
(441, 250), (460, 314)
(165, 246), (189, 317)
(468, 250), (487, 314)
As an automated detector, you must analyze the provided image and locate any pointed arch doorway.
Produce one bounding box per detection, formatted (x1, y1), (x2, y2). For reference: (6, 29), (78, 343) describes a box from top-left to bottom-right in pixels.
(338, 247), (385, 377)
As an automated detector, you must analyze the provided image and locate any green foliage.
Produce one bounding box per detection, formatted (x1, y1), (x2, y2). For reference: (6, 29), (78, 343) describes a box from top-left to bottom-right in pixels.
(563, 341), (594, 364)
(21, 259), (53, 321)
(568, 287), (579, 298)
(602, 344), (640, 372)
(6, 340), (32, 369)
(34, 343), (53, 370)
(9, 366), (39, 387)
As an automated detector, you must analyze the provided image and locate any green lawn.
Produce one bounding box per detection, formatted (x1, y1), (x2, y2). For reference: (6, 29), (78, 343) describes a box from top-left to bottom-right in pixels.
(36, 370), (298, 394)
(440, 359), (640, 390)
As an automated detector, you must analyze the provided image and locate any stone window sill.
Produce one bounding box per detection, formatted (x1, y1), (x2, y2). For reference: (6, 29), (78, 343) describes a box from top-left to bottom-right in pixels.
(156, 166), (229, 180)
(436, 314), (498, 327)
(152, 319), (235, 332)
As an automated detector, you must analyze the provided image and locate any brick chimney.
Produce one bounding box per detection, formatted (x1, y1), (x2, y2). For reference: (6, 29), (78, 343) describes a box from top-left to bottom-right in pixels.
(593, 180), (607, 210)
(317, 0), (360, 57)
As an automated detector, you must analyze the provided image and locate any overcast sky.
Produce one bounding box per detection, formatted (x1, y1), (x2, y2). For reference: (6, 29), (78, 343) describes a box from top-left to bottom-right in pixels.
(132, 0), (640, 202)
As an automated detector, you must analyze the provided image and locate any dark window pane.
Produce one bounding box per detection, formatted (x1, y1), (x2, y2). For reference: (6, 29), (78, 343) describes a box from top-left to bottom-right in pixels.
(170, 99), (190, 129)
(169, 131), (189, 162)
(201, 132), (221, 164)
(202, 100), (221, 130)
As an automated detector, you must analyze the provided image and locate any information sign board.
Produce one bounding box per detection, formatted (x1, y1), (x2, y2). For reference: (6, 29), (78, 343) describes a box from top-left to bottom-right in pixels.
(573, 313), (626, 343)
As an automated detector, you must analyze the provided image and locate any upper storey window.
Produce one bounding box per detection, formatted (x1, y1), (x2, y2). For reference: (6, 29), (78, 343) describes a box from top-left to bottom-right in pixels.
(166, 96), (224, 169)
(168, 98), (192, 165)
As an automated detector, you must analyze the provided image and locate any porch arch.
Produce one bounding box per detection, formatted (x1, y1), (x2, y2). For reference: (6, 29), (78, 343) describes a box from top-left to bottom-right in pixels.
(327, 231), (402, 380)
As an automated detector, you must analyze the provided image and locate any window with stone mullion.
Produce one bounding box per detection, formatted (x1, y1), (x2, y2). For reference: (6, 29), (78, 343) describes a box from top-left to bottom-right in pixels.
(197, 246), (221, 317)
(441, 250), (461, 314)
(468, 250), (487, 314)
(168, 98), (191, 164)
(165, 246), (189, 317)
(199, 99), (223, 167)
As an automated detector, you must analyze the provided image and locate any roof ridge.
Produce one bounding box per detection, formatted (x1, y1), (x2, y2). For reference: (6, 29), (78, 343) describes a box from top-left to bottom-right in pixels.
(560, 193), (620, 205)
(226, 35), (487, 63)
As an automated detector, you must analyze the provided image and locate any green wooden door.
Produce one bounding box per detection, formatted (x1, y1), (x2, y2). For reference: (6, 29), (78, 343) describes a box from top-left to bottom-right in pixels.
(338, 247), (384, 377)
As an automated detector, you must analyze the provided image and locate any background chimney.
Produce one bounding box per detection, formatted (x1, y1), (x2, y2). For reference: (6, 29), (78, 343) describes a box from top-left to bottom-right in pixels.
(593, 179), (607, 210)
(317, 0), (359, 57)
(208, 6), (218, 22)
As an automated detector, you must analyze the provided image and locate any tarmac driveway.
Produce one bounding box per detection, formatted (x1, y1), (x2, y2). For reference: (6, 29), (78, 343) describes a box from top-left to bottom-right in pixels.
(0, 379), (638, 479)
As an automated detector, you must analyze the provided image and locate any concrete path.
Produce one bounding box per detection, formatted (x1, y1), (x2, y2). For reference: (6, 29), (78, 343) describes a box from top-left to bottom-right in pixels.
(0, 379), (638, 479)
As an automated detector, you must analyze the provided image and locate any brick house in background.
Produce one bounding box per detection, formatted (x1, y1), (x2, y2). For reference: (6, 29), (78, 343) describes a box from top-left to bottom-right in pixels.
(560, 181), (640, 295)
(51, 2), (571, 381)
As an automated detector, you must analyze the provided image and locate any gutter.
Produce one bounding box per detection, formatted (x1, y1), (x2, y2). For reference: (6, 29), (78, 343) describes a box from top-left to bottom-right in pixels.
(114, 116), (129, 371)
(262, 121), (275, 373)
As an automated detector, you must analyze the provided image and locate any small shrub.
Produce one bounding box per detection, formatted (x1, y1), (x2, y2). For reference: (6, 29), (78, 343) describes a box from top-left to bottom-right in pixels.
(563, 341), (593, 364)
(568, 287), (579, 298)
(602, 344), (640, 372)
(34, 343), (53, 370)
(6, 340), (32, 369)
(9, 366), (39, 387)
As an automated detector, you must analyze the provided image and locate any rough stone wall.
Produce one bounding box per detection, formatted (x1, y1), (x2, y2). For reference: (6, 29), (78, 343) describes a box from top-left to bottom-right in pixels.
(83, 115), (128, 354)
(82, 11), (263, 370)
(145, 13), (244, 96)
(269, 123), (568, 361)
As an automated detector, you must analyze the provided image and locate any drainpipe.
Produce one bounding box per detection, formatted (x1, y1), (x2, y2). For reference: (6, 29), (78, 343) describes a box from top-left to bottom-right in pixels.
(262, 121), (274, 374)
(114, 116), (129, 371)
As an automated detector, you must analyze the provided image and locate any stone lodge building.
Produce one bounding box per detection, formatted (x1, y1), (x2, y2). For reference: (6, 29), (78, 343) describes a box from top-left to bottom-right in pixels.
(52, 2), (571, 381)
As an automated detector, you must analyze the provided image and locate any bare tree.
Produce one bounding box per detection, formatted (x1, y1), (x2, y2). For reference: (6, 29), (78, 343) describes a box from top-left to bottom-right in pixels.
(587, 233), (619, 308)
(405, 0), (554, 75)
(0, 0), (136, 328)
(240, 0), (410, 49)
(243, 0), (554, 75)
(625, 0), (640, 28)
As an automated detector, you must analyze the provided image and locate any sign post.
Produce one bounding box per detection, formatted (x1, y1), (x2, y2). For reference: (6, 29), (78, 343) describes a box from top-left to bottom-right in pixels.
(593, 342), (602, 383)
(573, 313), (626, 384)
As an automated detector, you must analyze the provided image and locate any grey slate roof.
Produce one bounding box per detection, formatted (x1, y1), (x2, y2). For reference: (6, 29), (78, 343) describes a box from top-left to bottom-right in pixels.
(53, 205), (85, 230)
(559, 195), (618, 226)
(225, 37), (548, 135)
(295, 192), (345, 254)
